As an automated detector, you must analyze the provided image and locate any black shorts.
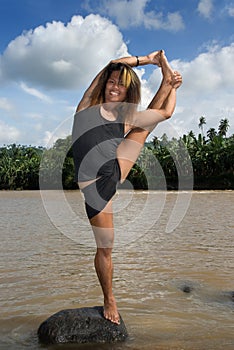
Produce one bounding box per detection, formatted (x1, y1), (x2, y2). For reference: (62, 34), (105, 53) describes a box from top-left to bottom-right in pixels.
(81, 159), (121, 219)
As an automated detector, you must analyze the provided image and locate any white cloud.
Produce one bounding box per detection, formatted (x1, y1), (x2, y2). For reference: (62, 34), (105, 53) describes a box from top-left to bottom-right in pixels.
(20, 83), (52, 103)
(0, 120), (21, 144)
(42, 131), (60, 148)
(101, 0), (184, 31)
(0, 97), (14, 111)
(42, 121), (72, 148)
(197, 0), (213, 19)
(0, 14), (129, 90)
(171, 44), (234, 93)
(226, 5), (234, 17)
(146, 43), (234, 137)
(26, 112), (44, 120)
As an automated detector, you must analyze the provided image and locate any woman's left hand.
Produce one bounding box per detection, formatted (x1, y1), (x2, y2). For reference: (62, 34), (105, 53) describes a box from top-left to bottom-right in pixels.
(171, 71), (183, 89)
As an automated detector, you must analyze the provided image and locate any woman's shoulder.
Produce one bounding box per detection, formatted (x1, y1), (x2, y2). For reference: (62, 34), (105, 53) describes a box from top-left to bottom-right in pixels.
(73, 105), (103, 134)
(74, 105), (100, 118)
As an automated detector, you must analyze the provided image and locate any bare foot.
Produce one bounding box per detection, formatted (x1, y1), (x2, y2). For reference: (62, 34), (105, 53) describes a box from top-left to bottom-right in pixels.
(160, 53), (182, 89)
(147, 50), (162, 67)
(160, 51), (174, 84)
(103, 297), (120, 325)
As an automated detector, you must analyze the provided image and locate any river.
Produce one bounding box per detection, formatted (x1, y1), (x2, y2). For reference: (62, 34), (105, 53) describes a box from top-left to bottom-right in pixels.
(0, 190), (233, 350)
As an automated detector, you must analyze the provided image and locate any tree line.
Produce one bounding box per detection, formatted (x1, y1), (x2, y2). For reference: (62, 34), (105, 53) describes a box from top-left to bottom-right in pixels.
(0, 117), (233, 190)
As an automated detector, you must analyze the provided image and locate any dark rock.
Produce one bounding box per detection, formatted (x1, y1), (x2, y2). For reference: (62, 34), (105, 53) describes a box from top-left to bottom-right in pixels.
(182, 285), (193, 293)
(178, 282), (195, 293)
(37, 306), (128, 345)
(175, 280), (199, 294)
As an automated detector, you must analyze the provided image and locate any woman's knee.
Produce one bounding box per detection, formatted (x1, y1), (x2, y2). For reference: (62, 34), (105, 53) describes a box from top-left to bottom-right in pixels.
(94, 229), (114, 248)
(90, 208), (114, 248)
(96, 247), (113, 258)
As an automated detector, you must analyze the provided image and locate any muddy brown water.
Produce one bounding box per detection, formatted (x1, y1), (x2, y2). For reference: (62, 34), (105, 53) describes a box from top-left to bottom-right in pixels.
(0, 190), (233, 350)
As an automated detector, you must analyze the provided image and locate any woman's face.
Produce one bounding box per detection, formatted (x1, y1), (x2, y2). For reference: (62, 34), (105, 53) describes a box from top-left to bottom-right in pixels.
(104, 71), (127, 103)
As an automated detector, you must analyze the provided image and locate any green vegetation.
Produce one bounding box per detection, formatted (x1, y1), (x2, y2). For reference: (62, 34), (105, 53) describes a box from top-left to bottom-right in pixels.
(0, 118), (233, 190)
(39, 136), (75, 190)
(0, 144), (44, 190)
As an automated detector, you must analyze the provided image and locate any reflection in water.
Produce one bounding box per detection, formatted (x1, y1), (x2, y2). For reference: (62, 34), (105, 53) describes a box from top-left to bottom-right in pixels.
(0, 190), (233, 350)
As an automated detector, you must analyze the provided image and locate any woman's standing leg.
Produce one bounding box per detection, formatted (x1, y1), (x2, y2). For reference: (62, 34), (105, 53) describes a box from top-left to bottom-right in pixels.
(89, 200), (120, 324)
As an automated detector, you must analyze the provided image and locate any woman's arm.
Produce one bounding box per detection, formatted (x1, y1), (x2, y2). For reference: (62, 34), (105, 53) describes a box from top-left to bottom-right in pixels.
(112, 50), (162, 67)
(76, 51), (162, 112)
(76, 66), (106, 112)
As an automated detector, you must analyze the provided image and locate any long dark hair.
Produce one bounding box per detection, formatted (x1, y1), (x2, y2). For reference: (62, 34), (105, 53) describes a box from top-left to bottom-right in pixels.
(89, 62), (141, 106)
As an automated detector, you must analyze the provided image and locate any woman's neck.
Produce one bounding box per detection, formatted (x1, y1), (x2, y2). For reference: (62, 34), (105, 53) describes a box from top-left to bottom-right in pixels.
(100, 104), (118, 121)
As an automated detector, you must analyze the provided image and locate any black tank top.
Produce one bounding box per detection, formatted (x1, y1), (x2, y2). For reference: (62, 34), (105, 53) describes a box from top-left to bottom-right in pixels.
(72, 105), (125, 182)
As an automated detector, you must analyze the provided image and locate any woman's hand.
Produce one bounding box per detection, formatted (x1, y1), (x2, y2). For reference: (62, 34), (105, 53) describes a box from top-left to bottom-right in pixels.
(171, 71), (183, 89)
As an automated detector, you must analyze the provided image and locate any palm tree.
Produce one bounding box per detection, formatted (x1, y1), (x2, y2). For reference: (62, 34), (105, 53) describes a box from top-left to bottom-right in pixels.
(198, 116), (206, 138)
(188, 130), (196, 138)
(218, 118), (230, 138)
(207, 127), (217, 141)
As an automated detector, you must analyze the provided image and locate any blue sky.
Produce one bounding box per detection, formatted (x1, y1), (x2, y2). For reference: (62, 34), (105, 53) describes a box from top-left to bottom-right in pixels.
(0, 0), (234, 146)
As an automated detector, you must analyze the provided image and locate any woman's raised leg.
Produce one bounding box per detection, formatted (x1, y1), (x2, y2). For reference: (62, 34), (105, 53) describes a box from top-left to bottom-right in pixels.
(117, 51), (176, 182)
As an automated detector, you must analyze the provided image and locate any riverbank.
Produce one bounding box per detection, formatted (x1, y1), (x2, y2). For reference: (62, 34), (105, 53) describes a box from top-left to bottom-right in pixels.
(1, 132), (234, 191)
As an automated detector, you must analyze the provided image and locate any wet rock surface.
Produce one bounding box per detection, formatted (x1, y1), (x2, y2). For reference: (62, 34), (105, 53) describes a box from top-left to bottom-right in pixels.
(37, 306), (128, 345)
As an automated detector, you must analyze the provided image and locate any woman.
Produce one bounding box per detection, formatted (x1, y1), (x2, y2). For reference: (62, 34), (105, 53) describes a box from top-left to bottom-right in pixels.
(72, 50), (182, 324)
